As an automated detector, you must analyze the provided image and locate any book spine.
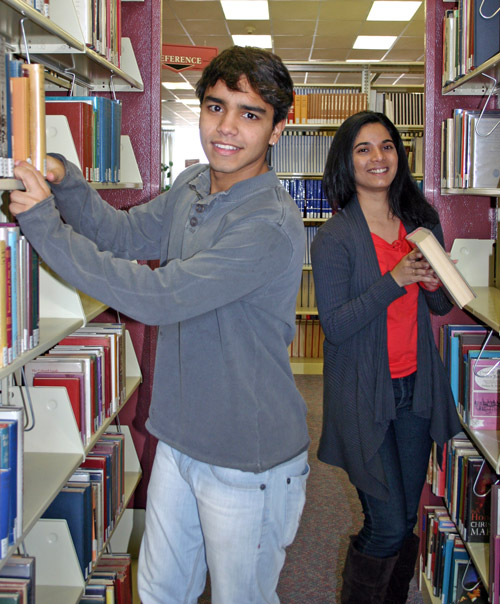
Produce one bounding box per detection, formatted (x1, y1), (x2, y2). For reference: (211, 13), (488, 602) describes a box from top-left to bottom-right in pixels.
(22, 63), (46, 176)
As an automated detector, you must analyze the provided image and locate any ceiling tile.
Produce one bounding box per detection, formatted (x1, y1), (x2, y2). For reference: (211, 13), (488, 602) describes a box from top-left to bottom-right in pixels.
(272, 20), (318, 35)
(269, 1), (321, 20)
(318, 0), (372, 20)
(168, 0), (224, 19)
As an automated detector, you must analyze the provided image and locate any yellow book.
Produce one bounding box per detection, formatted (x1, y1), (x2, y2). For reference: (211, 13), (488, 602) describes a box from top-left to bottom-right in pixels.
(301, 94), (308, 124)
(10, 77), (30, 163)
(22, 63), (46, 175)
(406, 227), (477, 309)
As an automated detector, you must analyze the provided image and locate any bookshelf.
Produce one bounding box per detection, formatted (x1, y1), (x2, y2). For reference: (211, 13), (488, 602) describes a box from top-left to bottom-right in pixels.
(421, 0), (500, 600)
(0, 0), (154, 600)
(0, 0), (143, 91)
(0, 261), (143, 602)
(280, 86), (425, 375)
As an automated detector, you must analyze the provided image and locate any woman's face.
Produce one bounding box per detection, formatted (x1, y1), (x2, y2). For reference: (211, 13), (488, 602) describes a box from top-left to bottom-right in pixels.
(352, 122), (398, 198)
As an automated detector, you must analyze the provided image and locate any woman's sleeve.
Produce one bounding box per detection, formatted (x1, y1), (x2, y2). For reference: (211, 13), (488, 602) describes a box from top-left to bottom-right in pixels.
(311, 227), (406, 345)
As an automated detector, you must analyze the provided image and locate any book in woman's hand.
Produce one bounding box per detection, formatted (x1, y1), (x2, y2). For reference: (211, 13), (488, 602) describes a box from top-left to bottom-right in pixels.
(406, 227), (476, 308)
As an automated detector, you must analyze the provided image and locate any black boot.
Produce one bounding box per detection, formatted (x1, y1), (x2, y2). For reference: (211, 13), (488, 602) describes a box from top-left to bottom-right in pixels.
(383, 533), (420, 604)
(341, 536), (399, 604)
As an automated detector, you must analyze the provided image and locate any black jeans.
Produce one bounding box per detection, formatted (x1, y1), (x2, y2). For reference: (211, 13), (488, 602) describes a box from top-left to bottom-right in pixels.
(355, 372), (432, 558)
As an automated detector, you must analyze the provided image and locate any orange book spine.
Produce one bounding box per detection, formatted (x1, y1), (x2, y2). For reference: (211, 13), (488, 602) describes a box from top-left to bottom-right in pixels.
(22, 63), (46, 175)
(10, 78), (30, 163)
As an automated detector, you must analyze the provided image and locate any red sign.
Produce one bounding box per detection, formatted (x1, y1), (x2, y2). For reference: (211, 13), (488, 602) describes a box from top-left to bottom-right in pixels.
(161, 44), (218, 72)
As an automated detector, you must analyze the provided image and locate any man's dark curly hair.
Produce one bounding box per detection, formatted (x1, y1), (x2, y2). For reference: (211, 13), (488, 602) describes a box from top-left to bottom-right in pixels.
(195, 46), (294, 126)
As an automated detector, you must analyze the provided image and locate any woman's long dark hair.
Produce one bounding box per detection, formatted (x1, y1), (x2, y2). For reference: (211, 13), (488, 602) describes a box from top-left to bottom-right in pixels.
(323, 111), (438, 226)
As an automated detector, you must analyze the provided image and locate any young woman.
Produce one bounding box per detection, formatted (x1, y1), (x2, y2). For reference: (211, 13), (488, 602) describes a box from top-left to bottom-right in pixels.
(311, 111), (461, 604)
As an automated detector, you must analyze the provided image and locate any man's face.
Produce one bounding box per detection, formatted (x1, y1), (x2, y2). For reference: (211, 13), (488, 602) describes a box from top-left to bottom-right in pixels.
(199, 76), (285, 193)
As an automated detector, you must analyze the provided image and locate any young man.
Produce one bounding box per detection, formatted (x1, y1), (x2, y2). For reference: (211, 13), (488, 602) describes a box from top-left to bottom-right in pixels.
(10, 46), (310, 603)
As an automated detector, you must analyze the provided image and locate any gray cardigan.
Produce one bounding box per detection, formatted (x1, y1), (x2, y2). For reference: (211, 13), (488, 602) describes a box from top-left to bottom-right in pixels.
(17, 158), (310, 472)
(311, 197), (461, 499)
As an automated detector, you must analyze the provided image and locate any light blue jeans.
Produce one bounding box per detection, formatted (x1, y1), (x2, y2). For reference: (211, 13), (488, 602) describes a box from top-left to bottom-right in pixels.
(138, 442), (309, 604)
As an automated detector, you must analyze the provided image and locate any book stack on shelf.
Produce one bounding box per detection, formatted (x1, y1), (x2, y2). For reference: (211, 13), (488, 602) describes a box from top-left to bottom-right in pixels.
(0, 223), (40, 368)
(288, 87), (368, 125)
(43, 431), (126, 580)
(442, 0), (500, 87)
(272, 130), (335, 175)
(296, 271), (317, 313)
(441, 109), (500, 191)
(81, 553), (132, 604)
(440, 325), (500, 429)
(371, 91), (424, 126)
(46, 96), (123, 183)
(0, 554), (35, 603)
(0, 2), (148, 600)
(420, 503), (489, 603)
(288, 319), (324, 361)
(24, 322), (127, 446)
(74, 0), (122, 67)
(303, 225), (319, 269)
(0, 407), (23, 562)
(0, 39), (47, 179)
(421, 1), (500, 599)
(280, 178), (332, 220)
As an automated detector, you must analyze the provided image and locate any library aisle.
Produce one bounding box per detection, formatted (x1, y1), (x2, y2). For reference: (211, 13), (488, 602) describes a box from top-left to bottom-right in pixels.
(195, 375), (424, 603)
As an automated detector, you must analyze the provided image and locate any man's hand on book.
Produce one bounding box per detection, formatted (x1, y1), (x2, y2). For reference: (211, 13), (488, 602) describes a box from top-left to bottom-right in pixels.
(390, 250), (440, 289)
(10, 157), (65, 216)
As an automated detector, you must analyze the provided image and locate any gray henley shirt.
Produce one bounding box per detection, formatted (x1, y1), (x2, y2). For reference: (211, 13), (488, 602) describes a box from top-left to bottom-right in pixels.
(16, 158), (310, 472)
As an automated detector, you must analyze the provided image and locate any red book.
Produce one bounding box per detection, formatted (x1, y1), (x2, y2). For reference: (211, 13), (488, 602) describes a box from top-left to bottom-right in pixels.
(45, 101), (93, 181)
(33, 372), (85, 439)
(81, 455), (109, 540)
(59, 335), (113, 419)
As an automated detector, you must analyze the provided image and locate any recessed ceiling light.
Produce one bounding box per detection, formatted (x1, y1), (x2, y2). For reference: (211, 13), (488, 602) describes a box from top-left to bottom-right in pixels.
(162, 82), (194, 90)
(221, 0), (269, 20)
(367, 1), (422, 21)
(232, 34), (272, 48)
(353, 35), (397, 50)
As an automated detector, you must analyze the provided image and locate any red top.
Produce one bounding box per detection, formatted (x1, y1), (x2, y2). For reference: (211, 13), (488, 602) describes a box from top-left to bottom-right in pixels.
(371, 222), (418, 378)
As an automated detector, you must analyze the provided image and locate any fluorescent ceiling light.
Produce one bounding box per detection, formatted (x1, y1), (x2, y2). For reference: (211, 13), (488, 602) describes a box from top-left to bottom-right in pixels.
(221, 0), (269, 20)
(367, 1), (422, 21)
(353, 35), (397, 50)
(232, 34), (272, 48)
(346, 59), (381, 63)
(182, 99), (201, 105)
(162, 82), (193, 90)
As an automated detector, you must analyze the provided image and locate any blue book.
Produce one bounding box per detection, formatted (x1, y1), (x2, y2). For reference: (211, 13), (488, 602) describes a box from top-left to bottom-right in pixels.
(0, 420), (16, 545)
(446, 325), (487, 406)
(46, 96), (104, 182)
(42, 483), (93, 579)
(0, 408), (22, 544)
(440, 532), (457, 604)
(0, 468), (11, 558)
(472, 0), (500, 69)
(110, 100), (122, 183)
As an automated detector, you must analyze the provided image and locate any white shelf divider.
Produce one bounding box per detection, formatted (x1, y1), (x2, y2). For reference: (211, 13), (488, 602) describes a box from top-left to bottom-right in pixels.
(25, 0), (85, 52)
(39, 263), (86, 323)
(24, 519), (84, 604)
(112, 38), (144, 91)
